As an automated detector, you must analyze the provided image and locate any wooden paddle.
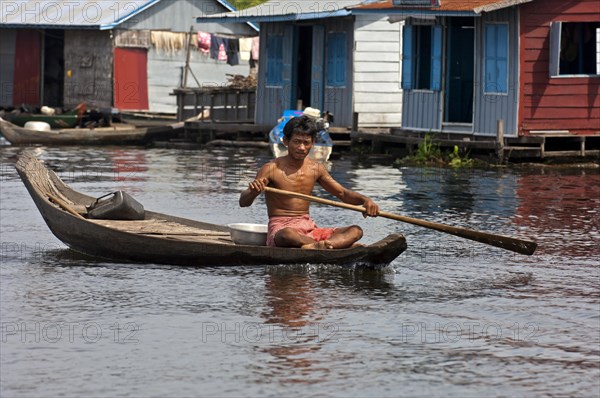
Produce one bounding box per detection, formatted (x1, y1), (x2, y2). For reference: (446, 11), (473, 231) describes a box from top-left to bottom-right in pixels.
(264, 186), (537, 255)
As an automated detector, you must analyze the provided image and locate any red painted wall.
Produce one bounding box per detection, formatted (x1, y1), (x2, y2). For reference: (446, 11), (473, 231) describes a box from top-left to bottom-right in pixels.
(114, 47), (149, 111)
(13, 30), (41, 106)
(519, 0), (600, 135)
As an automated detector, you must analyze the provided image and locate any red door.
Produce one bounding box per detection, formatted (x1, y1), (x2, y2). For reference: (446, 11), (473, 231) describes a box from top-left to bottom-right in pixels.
(114, 47), (149, 110)
(13, 30), (41, 106)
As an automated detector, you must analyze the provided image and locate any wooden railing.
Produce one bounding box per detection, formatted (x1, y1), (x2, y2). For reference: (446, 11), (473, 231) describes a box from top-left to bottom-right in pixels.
(173, 87), (256, 123)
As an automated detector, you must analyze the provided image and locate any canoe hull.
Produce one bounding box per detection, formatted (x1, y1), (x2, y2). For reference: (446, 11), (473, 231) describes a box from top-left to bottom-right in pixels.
(1, 117), (180, 145)
(16, 152), (406, 267)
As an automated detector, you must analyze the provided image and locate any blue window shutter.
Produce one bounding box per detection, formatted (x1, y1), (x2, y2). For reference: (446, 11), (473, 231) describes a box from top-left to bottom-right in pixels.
(496, 24), (508, 93)
(484, 24), (508, 93)
(311, 25), (325, 110)
(484, 24), (497, 92)
(335, 33), (347, 86)
(431, 25), (442, 91)
(326, 34), (334, 86)
(266, 35), (283, 86)
(402, 25), (413, 90)
(326, 32), (347, 87)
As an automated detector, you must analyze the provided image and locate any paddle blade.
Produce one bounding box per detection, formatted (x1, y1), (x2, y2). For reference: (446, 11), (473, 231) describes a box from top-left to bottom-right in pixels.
(379, 211), (537, 255)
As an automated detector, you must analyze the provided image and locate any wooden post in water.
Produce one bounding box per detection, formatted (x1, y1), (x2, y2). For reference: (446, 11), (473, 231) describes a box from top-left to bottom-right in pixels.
(496, 119), (505, 163)
(182, 26), (192, 88)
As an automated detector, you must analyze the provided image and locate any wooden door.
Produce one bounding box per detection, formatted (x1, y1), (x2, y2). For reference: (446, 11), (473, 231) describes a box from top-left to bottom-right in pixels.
(13, 30), (41, 106)
(311, 25), (325, 111)
(445, 18), (475, 124)
(114, 47), (148, 110)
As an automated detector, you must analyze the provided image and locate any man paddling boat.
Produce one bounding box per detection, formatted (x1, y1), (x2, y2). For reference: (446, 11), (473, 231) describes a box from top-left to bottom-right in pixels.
(240, 115), (379, 249)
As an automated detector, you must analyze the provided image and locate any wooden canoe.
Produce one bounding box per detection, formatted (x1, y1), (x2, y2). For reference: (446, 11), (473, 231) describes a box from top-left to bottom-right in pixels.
(0, 117), (182, 146)
(15, 152), (407, 267)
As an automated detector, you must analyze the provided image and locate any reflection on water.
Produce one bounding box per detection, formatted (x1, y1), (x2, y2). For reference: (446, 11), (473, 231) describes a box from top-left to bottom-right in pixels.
(1, 146), (598, 397)
(261, 268), (325, 384)
(515, 170), (600, 256)
(109, 149), (148, 183)
(257, 265), (401, 385)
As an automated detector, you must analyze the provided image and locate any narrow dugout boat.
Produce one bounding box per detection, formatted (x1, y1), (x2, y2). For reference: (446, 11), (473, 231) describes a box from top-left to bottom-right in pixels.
(15, 152), (406, 267)
(0, 117), (182, 146)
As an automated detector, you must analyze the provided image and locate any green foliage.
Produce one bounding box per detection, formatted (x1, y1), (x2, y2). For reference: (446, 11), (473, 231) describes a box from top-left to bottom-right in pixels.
(394, 136), (476, 168)
(230, 0), (267, 9)
(448, 145), (474, 168)
(414, 133), (442, 162)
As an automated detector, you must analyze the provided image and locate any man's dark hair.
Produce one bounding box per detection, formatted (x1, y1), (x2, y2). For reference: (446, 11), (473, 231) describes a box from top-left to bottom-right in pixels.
(283, 115), (317, 141)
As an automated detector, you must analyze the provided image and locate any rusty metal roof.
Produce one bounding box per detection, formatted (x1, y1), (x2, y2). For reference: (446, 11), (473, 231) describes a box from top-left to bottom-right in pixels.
(351, 0), (533, 15)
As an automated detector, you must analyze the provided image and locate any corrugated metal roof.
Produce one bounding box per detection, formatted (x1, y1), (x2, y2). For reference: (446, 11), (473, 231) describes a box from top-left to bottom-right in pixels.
(195, 0), (364, 23)
(0, 0), (161, 29)
(351, 0), (533, 15)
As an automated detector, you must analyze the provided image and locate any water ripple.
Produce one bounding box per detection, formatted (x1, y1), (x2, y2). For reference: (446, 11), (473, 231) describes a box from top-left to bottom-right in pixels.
(1, 147), (598, 397)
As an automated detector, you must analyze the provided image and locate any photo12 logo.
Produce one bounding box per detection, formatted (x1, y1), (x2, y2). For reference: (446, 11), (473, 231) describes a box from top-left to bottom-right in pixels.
(399, 321), (539, 343)
(1, 321), (140, 344)
(200, 322), (339, 344)
(1, 2), (140, 24)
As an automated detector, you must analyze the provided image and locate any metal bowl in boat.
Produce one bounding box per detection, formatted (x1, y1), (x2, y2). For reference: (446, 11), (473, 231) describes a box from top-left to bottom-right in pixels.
(228, 223), (268, 246)
(24, 121), (51, 132)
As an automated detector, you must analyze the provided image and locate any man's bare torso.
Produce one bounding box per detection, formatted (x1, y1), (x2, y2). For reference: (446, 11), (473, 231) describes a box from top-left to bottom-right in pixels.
(261, 157), (327, 217)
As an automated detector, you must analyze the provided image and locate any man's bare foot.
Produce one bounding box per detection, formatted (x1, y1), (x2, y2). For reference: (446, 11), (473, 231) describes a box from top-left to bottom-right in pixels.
(351, 243), (366, 248)
(301, 240), (334, 250)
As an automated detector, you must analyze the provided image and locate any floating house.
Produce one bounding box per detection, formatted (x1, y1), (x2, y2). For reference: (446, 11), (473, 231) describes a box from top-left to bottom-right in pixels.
(197, 0), (404, 128)
(353, 0), (599, 157)
(0, 0), (256, 112)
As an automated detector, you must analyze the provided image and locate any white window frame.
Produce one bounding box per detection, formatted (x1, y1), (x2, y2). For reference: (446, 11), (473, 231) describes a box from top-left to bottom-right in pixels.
(549, 21), (600, 78)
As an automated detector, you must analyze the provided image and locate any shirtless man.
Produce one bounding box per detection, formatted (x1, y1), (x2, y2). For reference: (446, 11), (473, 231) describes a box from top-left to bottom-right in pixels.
(239, 115), (379, 249)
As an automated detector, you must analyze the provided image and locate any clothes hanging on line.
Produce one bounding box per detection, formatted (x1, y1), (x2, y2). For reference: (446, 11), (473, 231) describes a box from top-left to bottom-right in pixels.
(251, 36), (260, 61)
(210, 35), (228, 61)
(199, 31), (259, 65)
(197, 31), (211, 54)
(239, 37), (253, 61)
(226, 38), (240, 66)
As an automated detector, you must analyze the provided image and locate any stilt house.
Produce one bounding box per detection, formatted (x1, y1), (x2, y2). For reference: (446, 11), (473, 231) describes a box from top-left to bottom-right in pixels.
(0, 0), (256, 112)
(197, 0), (404, 128)
(354, 0), (599, 155)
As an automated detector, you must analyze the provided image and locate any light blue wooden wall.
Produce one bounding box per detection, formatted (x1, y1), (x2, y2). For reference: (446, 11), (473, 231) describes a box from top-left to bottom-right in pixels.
(402, 90), (442, 131)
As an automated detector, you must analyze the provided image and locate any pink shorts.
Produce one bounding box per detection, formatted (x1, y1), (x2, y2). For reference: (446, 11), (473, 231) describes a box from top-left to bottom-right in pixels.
(267, 214), (336, 247)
